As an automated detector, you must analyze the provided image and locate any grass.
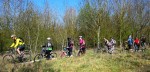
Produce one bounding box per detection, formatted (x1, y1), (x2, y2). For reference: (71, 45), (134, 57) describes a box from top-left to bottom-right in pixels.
(0, 48), (150, 72)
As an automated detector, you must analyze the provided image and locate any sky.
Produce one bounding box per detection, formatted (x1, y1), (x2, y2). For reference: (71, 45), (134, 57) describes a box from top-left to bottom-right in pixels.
(32, 0), (81, 23)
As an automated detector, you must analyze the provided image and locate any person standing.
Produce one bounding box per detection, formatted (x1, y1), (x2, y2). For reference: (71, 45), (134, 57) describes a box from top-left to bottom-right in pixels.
(79, 36), (86, 54)
(127, 35), (133, 51)
(140, 35), (146, 50)
(67, 37), (74, 57)
(134, 37), (140, 52)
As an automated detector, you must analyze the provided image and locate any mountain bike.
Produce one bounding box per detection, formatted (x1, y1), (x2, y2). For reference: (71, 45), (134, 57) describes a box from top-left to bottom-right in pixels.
(34, 47), (57, 62)
(60, 47), (69, 58)
(2, 46), (32, 66)
(141, 42), (147, 52)
(77, 48), (83, 56)
(77, 47), (86, 56)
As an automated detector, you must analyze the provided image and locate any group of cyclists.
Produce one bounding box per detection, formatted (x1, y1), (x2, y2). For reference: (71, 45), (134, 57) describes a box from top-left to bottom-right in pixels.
(9, 34), (148, 60)
(103, 35), (147, 54)
(9, 34), (86, 59)
(125, 35), (147, 52)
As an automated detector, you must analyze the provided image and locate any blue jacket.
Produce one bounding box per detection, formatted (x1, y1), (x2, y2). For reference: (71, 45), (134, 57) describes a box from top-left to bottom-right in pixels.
(128, 38), (133, 45)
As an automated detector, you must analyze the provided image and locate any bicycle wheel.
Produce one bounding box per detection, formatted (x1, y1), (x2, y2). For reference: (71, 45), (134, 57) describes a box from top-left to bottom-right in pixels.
(3, 54), (15, 63)
(51, 52), (57, 58)
(77, 50), (82, 56)
(3, 55), (15, 67)
(34, 54), (43, 62)
(24, 50), (32, 62)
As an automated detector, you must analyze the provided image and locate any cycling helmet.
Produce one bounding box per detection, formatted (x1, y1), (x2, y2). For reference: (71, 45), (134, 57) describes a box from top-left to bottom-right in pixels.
(47, 37), (51, 40)
(11, 34), (16, 38)
(129, 35), (132, 38)
(79, 36), (82, 38)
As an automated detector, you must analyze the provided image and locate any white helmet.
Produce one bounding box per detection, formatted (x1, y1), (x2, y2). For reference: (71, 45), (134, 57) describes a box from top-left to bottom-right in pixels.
(79, 36), (82, 38)
(11, 34), (16, 38)
(47, 37), (51, 40)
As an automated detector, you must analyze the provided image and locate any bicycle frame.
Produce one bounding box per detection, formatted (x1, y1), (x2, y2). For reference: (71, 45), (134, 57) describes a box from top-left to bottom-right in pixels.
(60, 47), (69, 57)
(40, 47), (55, 58)
(40, 47), (50, 58)
(77, 48), (84, 56)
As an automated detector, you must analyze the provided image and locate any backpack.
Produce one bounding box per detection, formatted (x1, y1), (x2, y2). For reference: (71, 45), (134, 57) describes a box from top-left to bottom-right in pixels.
(113, 40), (116, 44)
(18, 37), (24, 42)
(82, 40), (85, 45)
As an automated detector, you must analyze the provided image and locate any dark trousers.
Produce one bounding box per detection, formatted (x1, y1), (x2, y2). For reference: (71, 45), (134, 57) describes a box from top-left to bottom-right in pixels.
(45, 50), (52, 58)
(81, 48), (86, 54)
(67, 48), (72, 57)
(128, 44), (132, 50)
(134, 44), (140, 52)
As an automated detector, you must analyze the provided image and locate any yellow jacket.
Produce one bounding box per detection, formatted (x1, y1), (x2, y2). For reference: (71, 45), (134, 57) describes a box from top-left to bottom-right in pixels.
(10, 38), (25, 48)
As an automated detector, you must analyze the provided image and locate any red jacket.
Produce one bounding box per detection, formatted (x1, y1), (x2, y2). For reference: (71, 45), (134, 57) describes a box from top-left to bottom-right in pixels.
(134, 39), (140, 45)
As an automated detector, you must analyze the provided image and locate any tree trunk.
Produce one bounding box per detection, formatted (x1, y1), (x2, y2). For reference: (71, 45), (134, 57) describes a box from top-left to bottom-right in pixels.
(97, 26), (100, 48)
(34, 23), (40, 53)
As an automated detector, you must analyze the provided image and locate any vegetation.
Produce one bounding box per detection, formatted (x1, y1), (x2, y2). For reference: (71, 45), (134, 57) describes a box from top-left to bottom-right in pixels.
(0, 0), (149, 71)
(0, 0), (150, 72)
(0, 0), (149, 52)
(0, 49), (150, 72)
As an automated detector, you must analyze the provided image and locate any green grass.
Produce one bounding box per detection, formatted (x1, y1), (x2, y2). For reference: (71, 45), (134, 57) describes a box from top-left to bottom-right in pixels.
(0, 48), (150, 72)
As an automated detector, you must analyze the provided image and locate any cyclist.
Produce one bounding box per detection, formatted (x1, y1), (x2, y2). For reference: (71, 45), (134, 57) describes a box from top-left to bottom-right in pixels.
(79, 36), (86, 54)
(104, 38), (112, 54)
(67, 37), (74, 57)
(127, 35), (133, 50)
(134, 37), (140, 52)
(42, 37), (53, 59)
(140, 35), (146, 50)
(10, 34), (25, 56)
(110, 37), (116, 53)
